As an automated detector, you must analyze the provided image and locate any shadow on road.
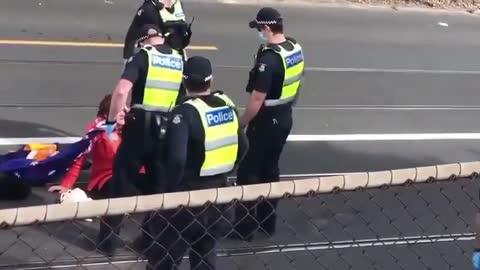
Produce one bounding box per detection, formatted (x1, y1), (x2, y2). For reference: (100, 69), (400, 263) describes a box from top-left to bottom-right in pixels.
(0, 118), (77, 138)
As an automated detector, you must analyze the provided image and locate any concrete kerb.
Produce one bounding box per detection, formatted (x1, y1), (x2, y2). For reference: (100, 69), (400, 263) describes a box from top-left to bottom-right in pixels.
(216, 0), (480, 16)
(0, 161), (479, 227)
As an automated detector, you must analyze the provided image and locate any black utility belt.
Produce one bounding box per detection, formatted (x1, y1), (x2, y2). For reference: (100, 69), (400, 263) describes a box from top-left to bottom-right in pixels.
(254, 112), (291, 121)
(127, 108), (170, 140)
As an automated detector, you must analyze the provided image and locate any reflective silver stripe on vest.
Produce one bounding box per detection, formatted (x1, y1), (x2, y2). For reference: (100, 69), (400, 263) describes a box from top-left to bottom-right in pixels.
(204, 135), (238, 151)
(200, 163), (235, 176)
(283, 73), (303, 87)
(264, 95), (296, 107)
(131, 104), (172, 112)
(145, 80), (181, 91)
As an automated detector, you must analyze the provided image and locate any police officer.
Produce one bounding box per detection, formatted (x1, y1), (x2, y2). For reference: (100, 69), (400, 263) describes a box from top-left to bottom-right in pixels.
(99, 24), (185, 255)
(159, 0), (191, 54)
(145, 56), (248, 270)
(233, 7), (305, 240)
(123, 0), (191, 63)
(473, 199), (480, 269)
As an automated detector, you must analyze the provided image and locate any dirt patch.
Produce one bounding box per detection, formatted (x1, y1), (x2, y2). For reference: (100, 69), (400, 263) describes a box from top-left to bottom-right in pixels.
(349, 0), (480, 11)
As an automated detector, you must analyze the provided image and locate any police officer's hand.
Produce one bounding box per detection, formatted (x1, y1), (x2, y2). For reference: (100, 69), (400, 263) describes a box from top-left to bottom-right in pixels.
(151, 0), (165, 10)
(100, 121), (117, 141)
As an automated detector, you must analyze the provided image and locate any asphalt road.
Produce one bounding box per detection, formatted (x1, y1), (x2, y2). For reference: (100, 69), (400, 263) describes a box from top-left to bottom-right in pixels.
(0, 1), (479, 173)
(0, 0), (479, 269)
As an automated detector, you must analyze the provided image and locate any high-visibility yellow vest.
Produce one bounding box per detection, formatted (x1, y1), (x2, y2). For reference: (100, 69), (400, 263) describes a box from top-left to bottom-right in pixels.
(136, 46), (183, 112)
(262, 39), (305, 107)
(160, 0), (186, 22)
(185, 93), (239, 176)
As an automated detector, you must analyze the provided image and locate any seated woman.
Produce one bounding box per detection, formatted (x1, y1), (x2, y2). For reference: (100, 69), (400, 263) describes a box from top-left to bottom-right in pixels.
(48, 94), (146, 255)
(48, 94), (137, 197)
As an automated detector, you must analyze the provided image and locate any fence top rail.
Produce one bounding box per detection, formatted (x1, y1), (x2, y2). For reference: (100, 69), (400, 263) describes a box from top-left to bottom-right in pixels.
(0, 161), (479, 227)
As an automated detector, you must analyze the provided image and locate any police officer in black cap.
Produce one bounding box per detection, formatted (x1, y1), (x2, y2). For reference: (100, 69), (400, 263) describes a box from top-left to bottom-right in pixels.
(98, 23), (185, 256)
(144, 56), (248, 270)
(123, 0), (192, 65)
(233, 7), (305, 240)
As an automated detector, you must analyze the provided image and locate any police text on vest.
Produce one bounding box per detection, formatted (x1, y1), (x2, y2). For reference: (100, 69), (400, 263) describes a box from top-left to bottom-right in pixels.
(285, 51), (304, 68)
(152, 55), (183, 71)
(206, 108), (234, 127)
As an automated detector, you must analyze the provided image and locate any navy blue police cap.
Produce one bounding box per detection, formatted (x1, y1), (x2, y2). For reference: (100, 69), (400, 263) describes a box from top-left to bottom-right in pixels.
(135, 24), (166, 47)
(183, 56), (213, 83)
(139, 24), (164, 39)
(249, 7), (283, 29)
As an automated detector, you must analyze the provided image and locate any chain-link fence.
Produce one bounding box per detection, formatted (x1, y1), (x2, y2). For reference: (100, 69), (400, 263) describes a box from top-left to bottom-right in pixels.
(0, 161), (479, 269)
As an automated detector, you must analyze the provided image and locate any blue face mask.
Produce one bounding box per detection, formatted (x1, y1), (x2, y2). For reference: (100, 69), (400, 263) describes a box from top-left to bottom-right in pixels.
(258, 31), (267, 42)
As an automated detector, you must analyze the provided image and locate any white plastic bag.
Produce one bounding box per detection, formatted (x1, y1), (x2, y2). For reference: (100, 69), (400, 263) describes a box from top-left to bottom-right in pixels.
(60, 188), (93, 222)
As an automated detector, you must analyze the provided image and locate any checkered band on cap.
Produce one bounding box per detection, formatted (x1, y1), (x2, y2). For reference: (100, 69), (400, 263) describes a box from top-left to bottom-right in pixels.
(255, 20), (278, 25)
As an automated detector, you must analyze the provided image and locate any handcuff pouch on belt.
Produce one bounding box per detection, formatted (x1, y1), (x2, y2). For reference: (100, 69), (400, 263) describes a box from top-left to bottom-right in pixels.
(144, 112), (169, 141)
(125, 109), (169, 141)
(152, 113), (169, 141)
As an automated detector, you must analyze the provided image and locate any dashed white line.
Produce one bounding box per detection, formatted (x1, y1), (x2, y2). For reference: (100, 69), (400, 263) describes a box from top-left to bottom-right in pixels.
(17, 232), (475, 269)
(0, 137), (81, 145)
(292, 105), (480, 111)
(217, 65), (480, 75)
(288, 133), (480, 141)
(4, 133), (480, 145)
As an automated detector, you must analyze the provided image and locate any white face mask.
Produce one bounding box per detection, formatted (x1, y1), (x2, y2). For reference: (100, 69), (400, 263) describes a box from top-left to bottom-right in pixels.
(258, 31), (267, 42)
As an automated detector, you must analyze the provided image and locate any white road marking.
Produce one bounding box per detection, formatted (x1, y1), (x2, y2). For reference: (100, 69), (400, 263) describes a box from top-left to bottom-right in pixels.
(18, 232), (475, 269)
(1, 103), (480, 111)
(4, 133), (480, 145)
(288, 133), (480, 141)
(292, 105), (480, 111)
(217, 65), (480, 75)
(305, 67), (480, 74)
(218, 0), (239, 3)
(0, 137), (82, 145)
(227, 233), (476, 255)
(3, 60), (480, 75)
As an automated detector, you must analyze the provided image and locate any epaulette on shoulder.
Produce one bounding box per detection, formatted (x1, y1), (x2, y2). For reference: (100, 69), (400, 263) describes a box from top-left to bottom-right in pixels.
(141, 45), (154, 51)
(262, 43), (281, 53)
(286, 36), (297, 44)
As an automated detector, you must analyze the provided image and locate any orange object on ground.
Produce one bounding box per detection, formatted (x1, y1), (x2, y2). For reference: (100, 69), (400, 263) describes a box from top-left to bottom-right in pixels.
(24, 143), (59, 161)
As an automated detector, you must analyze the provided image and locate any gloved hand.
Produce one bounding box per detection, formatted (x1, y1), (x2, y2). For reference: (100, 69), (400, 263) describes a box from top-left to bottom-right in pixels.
(100, 121), (117, 141)
(473, 250), (480, 270)
(151, 0), (165, 11)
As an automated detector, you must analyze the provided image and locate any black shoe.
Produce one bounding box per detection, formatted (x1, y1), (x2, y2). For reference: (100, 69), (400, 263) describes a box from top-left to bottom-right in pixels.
(96, 240), (115, 257)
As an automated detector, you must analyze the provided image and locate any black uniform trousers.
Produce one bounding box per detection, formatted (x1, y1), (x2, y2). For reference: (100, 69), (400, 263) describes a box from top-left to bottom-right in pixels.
(234, 113), (292, 239)
(94, 174), (153, 253)
(88, 179), (116, 250)
(97, 108), (167, 253)
(145, 176), (234, 270)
